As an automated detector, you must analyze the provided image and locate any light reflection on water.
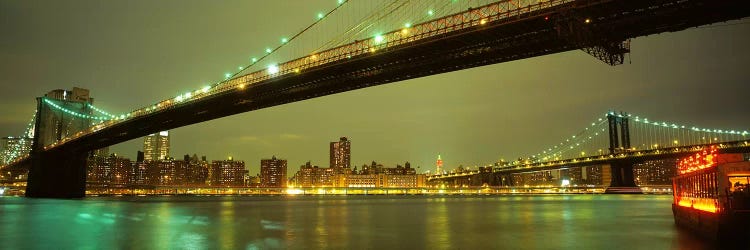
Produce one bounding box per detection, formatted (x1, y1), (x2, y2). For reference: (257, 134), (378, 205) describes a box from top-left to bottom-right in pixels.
(0, 195), (714, 249)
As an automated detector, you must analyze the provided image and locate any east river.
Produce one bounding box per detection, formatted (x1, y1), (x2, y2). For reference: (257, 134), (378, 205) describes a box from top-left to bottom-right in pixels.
(0, 195), (715, 249)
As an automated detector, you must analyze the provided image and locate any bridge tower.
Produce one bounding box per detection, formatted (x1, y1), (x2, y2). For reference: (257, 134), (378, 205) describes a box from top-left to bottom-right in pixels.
(604, 112), (640, 193)
(26, 94), (92, 198)
(607, 112), (631, 154)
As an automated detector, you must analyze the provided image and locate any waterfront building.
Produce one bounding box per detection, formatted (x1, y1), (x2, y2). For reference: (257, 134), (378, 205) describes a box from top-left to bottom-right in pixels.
(247, 174), (261, 187)
(634, 159), (678, 185)
(140, 159), (172, 185)
(123, 154), (208, 186)
(291, 162), (335, 187)
(507, 166), (606, 187)
(260, 156), (287, 188)
(130, 161), (148, 185)
(184, 154), (209, 186)
(86, 154), (132, 184)
(581, 165), (605, 185)
(157, 159), (177, 185)
(291, 160), (421, 188)
(143, 131), (170, 161)
(333, 174), (426, 188)
(209, 157), (248, 187)
(330, 137), (351, 174)
(357, 161), (417, 175)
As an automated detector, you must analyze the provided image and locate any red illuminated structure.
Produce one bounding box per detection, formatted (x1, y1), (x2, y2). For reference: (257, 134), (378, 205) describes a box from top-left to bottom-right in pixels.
(436, 154), (444, 175)
(672, 146), (750, 241)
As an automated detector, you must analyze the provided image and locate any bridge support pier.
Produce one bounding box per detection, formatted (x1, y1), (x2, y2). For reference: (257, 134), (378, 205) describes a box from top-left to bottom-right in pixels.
(604, 161), (642, 194)
(26, 150), (87, 198)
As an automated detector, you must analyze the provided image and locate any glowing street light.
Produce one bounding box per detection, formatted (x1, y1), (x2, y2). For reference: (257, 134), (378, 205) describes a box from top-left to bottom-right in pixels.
(268, 64), (279, 74)
(374, 34), (384, 44)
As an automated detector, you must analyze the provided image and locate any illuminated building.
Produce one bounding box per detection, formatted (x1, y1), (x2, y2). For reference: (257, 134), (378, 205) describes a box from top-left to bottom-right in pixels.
(86, 154), (132, 184)
(565, 167), (582, 185)
(336, 174), (379, 187)
(143, 131), (170, 161)
(332, 161), (424, 188)
(209, 157), (248, 187)
(157, 159), (177, 185)
(291, 161), (335, 187)
(130, 161), (148, 185)
(87, 156), (111, 183)
(436, 154), (444, 175)
(330, 137), (351, 174)
(333, 174), (426, 188)
(359, 161), (383, 175)
(580, 166), (604, 185)
(507, 166), (605, 187)
(261, 156), (287, 188)
(357, 161), (417, 175)
(633, 159), (678, 185)
(1, 136), (32, 165)
(181, 154), (209, 186)
(125, 158), (177, 185)
(247, 174), (261, 187)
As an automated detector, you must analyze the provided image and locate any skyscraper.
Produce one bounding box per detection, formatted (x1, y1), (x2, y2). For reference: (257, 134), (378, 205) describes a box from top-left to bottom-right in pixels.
(143, 131), (170, 161)
(330, 137), (351, 174)
(261, 156), (287, 188)
(436, 154), (444, 175)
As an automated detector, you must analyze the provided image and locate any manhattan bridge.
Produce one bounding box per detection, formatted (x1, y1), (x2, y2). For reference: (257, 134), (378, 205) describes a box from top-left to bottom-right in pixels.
(1, 0), (749, 198)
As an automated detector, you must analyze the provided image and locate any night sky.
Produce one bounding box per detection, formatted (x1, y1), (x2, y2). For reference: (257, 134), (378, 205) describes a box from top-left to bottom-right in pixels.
(1, 1), (749, 175)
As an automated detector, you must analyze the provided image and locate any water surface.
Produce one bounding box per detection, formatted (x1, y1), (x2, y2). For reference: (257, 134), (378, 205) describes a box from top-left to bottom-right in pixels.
(0, 195), (713, 249)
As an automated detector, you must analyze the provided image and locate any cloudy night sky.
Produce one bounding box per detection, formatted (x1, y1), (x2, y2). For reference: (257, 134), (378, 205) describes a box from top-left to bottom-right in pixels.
(1, 1), (749, 174)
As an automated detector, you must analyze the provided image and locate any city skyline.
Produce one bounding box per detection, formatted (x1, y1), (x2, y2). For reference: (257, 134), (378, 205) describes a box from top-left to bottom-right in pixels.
(1, 1), (749, 176)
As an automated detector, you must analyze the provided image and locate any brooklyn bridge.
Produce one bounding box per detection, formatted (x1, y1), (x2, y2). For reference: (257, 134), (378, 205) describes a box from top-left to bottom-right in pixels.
(1, 0), (749, 198)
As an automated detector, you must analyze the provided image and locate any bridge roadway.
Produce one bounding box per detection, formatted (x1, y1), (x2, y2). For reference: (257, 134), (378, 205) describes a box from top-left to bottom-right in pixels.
(14, 0), (750, 198)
